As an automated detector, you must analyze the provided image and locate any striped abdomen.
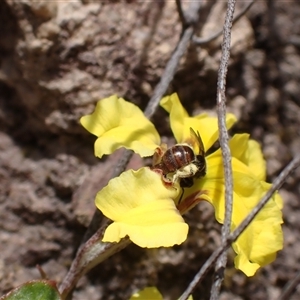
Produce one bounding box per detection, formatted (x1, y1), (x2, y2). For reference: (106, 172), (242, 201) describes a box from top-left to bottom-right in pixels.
(155, 145), (195, 175)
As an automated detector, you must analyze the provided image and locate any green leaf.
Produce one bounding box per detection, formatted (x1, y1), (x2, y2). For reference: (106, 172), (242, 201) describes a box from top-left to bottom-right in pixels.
(0, 280), (61, 300)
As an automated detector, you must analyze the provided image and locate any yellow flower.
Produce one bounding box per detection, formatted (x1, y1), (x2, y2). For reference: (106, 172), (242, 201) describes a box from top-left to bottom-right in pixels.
(80, 93), (283, 277)
(130, 287), (163, 300)
(81, 94), (234, 248)
(80, 95), (160, 158)
(130, 287), (193, 300)
(97, 167), (187, 248)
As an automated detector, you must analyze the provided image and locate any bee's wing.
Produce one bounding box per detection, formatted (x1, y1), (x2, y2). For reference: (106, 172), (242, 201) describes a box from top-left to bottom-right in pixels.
(189, 127), (205, 156)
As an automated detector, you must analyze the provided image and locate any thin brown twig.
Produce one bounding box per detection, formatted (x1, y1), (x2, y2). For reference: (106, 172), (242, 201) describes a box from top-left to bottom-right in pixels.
(175, 0), (186, 27)
(144, 27), (194, 118)
(179, 155), (300, 300)
(59, 228), (131, 299)
(133, 2), (201, 122)
(144, 1), (202, 118)
(192, 0), (254, 45)
(278, 270), (300, 300)
(211, 0), (236, 298)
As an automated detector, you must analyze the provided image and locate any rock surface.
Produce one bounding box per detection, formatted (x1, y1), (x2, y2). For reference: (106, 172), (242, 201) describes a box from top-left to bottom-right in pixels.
(1, 1), (300, 299)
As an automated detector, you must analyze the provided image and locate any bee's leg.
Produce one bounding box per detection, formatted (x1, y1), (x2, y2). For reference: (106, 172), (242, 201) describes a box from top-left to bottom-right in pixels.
(177, 164), (198, 178)
(172, 170), (189, 185)
(178, 187), (185, 204)
(172, 172), (179, 185)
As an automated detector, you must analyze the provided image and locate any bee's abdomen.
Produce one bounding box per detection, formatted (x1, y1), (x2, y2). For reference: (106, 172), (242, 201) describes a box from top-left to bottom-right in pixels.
(161, 145), (195, 173)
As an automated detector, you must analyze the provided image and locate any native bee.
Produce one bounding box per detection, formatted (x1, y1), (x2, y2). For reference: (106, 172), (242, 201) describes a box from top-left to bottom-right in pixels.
(152, 128), (206, 189)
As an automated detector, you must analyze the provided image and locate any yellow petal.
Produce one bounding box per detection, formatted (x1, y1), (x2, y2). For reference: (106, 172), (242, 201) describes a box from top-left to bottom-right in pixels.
(80, 95), (160, 158)
(130, 287), (193, 300)
(160, 93), (236, 150)
(96, 167), (188, 248)
(130, 287), (163, 300)
(183, 155), (283, 276)
(231, 199), (283, 275)
(229, 134), (266, 181)
(160, 93), (189, 143)
(103, 200), (188, 248)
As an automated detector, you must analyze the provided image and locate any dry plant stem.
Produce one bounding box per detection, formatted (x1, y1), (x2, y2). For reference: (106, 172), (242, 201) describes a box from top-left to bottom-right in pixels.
(192, 0), (254, 45)
(144, 1), (202, 118)
(59, 226), (131, 299)
(278, 269), (300, 300)
(179, 155), (300, 300)
(175, 0), (186, 28)
(210, 0), (236, 299)
(59, 2), (204, 298)
(144, 27), (194, 118)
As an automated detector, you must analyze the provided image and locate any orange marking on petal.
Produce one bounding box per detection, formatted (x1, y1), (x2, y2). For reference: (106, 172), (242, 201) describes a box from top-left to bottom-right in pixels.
(177, 190), (209, 214)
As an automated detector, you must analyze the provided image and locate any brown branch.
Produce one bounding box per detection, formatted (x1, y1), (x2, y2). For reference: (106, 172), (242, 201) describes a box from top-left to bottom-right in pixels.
(211, 0), (236, 298)
(179, 155), (300, 300)
(278, 270), (300, 300)
(144, 26), (194, 118)
(59, 227), (131, 299)
(192, 0), (254, 45)
(175, 0), (186, 28)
